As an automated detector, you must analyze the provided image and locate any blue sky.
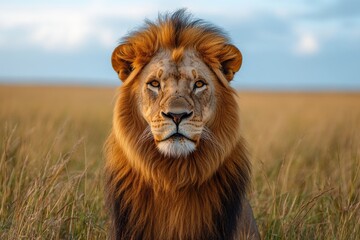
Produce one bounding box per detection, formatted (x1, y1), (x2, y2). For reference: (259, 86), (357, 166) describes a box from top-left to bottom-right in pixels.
(0, 0), (359, 90)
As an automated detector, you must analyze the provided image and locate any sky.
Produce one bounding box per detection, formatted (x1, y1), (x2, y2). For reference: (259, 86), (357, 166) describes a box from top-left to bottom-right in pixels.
(0, 0), (359, 90)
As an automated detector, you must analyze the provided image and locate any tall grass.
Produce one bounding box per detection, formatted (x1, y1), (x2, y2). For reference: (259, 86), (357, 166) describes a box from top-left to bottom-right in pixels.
(0, 86), (113, 239)
(0, 86), (359, 239)
(239, 93), (360, 239)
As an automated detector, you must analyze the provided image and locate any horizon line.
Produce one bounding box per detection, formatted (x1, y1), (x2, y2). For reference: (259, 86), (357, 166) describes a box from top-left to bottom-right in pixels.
(1, 83), (360, 93)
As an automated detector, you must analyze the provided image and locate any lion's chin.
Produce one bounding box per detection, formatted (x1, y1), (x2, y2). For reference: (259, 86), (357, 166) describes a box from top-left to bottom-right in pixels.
(156, 138), (196, 158)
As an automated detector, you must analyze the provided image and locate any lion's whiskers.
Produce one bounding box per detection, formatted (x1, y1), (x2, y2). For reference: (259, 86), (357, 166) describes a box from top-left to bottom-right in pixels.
(136, 126), (153, 145)
(201, 127), (222, 152)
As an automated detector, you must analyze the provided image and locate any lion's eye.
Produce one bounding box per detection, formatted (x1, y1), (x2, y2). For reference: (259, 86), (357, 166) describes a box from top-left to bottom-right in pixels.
(194, 80), (206, 89)
(148, 80), (160, 88)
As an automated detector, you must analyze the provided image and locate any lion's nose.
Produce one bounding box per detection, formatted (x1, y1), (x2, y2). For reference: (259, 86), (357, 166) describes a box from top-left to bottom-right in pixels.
(161, 111), (193, 125)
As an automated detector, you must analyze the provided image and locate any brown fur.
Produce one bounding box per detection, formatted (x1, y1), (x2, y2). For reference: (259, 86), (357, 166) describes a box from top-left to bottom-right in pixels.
(111, 10), (242, 83)
(106, 10), (259, 240)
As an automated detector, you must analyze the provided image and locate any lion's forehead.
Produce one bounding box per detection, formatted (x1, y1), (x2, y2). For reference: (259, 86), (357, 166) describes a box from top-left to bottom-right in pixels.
(147, 49), (213, 84)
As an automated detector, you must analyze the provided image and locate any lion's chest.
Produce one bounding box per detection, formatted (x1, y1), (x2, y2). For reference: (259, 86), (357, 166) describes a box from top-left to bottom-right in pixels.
(126, 186), (220, 240)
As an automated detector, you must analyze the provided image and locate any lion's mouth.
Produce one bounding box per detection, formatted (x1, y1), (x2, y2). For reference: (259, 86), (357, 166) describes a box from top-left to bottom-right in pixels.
(159, 133), (196, 143)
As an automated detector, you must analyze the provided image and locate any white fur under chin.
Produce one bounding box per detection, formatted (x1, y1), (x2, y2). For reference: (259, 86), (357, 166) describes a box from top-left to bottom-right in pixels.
(157, 139), (196, 158)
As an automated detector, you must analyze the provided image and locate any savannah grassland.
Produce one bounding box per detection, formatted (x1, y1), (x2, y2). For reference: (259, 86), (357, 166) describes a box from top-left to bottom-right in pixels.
(0, 85), (359, 239)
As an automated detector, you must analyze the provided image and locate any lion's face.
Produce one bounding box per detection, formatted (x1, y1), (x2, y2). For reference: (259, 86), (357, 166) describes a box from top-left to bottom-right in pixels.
(111, 17), (244, 183)
(138, 50), (216, 157)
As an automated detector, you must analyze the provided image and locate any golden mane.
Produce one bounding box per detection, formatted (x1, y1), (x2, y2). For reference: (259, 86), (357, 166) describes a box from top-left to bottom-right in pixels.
(105, 10), (259, 240)
(112, 9), (242, 83)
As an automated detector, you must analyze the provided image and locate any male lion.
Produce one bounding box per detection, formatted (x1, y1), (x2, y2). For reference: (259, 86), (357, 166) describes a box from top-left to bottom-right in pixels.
(105, 10), (260, 240)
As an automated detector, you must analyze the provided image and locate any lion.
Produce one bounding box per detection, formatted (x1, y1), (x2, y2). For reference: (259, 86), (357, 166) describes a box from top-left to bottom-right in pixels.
(105, 10), (260, 240)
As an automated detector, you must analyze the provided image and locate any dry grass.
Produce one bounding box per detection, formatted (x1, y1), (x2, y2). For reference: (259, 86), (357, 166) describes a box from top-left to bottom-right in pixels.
(0, 85), (359, 239)
(0, 86), (113, 239)
(239, 92), (360, 239)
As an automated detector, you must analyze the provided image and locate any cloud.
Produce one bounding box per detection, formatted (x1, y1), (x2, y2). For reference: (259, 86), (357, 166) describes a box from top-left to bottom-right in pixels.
(306, 0), (360, 19)
(0, 3), (157, 51)
(294, 33), (319, 55)
(0, 1), (300, 52)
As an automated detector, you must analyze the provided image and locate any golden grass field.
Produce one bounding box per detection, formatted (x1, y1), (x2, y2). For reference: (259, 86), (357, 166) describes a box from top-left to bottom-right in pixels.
(0, 85), (359, 239)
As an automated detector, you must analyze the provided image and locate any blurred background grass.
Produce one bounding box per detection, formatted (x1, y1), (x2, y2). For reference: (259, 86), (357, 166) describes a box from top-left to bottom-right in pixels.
(0, 85), (359, 239)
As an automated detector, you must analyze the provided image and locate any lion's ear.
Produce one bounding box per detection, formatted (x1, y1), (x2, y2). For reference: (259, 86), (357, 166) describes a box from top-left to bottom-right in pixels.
(111, 44), (135, 82)
(219, 44), (242, 81)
